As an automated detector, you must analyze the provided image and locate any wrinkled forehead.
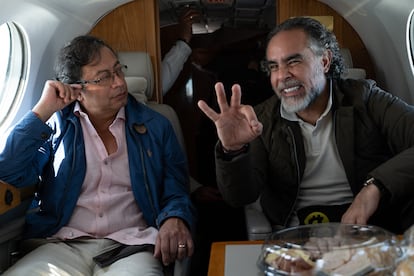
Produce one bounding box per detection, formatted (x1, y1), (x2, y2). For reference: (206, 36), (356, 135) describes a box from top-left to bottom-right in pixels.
(266, 29), (309, 61)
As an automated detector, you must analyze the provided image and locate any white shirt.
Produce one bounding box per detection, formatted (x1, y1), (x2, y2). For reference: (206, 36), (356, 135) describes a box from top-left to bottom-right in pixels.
(281, 91), (354, 225)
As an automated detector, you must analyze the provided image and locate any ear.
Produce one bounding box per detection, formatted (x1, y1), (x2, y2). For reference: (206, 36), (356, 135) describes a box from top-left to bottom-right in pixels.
(322, 49), (333, 73)
(77, 92), (84, 101)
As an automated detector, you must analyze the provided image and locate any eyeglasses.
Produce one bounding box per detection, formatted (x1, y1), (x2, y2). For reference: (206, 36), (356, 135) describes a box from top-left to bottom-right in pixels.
(76, 64), (128, 88)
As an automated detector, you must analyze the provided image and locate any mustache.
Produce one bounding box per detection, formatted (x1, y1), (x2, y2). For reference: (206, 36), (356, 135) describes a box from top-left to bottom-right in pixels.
(277, 79), (302, 91)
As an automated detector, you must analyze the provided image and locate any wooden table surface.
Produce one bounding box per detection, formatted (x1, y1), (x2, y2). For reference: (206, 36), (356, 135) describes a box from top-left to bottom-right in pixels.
(207, 240), (264, 276)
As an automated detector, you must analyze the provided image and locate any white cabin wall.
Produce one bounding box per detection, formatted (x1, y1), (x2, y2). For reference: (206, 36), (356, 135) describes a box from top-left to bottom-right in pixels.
(321, 0), (414, 104)
(0, 0), (132, 133)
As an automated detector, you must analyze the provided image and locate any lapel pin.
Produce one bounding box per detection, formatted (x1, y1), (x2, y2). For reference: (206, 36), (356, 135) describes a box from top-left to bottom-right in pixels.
(134, 124), (147, 134)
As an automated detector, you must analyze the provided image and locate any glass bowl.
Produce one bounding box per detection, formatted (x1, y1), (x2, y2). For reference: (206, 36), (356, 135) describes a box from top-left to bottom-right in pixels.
(395, 224), (414, 275)
(257, 223), (403, 275)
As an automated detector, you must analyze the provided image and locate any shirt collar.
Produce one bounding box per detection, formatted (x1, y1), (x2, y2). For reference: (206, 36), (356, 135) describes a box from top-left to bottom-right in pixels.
(74, 102), (126, 121)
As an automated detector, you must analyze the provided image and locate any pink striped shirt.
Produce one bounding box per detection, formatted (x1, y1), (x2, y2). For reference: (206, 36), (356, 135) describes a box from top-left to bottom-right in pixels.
(52, 103), (158, 245)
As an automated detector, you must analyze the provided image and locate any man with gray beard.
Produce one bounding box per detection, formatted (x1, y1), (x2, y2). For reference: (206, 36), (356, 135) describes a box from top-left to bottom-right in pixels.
(197, 17), (414, 234)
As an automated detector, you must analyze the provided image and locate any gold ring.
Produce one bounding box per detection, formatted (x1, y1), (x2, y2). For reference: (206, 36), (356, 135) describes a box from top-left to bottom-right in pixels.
(178, 244), (186, 248)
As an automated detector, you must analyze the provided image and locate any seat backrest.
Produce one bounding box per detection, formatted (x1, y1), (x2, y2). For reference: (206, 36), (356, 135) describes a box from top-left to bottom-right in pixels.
(117, 51), (186, 152)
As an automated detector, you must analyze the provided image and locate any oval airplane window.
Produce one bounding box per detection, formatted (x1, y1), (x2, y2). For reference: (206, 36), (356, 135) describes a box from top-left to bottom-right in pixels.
(0, 22), (27, 129)
(408, 9), (414, 76)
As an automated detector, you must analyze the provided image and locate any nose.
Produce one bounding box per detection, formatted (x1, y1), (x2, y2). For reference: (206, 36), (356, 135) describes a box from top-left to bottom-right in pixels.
(270, 65), (291, 90)
(272, 64), (292, 81)
(111, 71), (124, 86)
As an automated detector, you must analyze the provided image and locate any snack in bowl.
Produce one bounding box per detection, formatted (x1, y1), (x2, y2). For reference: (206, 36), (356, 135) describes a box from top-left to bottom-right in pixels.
(396, 255), (414, 275)
(396, 224), (414, 275)
(263, 247), (315, 275)
(258, 223), (401, 275)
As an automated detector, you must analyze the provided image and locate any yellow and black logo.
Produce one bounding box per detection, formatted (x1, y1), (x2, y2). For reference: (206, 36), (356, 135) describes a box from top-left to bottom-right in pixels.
(304, 212), (329, 224)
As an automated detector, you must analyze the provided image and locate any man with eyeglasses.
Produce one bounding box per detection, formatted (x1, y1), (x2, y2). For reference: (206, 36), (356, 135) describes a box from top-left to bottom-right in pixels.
(198, 17), (414, 234)
(0, 35), (195, 275)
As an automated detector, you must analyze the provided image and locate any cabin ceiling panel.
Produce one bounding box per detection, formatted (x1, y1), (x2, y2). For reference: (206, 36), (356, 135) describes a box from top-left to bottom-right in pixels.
(159, 0), (276, 30)
(31, 0), (133, 27)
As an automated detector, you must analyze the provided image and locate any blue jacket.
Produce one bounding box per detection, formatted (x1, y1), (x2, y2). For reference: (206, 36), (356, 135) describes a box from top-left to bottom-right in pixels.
(0, 94), (196, 238)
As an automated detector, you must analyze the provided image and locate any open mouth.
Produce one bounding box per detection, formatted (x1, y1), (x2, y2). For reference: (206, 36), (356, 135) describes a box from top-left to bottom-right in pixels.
(280, 84), (303, 97)
(283, 85), (301, 94)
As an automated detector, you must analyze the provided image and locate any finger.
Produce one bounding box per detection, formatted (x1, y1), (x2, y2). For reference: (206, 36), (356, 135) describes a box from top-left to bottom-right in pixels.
(185, 237), (194, 257)
(155, 235), (173, 266)
(177, 242), (187, 260)
(251, 120), (263, 135)
(69, 83), (82, 91)
(238, 105), (263, 134)
(63, 85), (81, 104)
(63, 85), (74, 103)
(197, 100), (219, 122)
(53, 82), (79, 104)
(50, 81), (64, 98)
(164, 238), (176, 266)
(215, 82), (229, 112)
(355, 214), (368, 225)
(344, 215), (362, 225)
(68, 84), (82, 100)
(176, 234), (194, 260)
(153, 238), (161, 258)
(341, 209), (361, 225)
(55, 82), (72, 103)
(230, 84), (242, 108)
(341, 208), (353, 223)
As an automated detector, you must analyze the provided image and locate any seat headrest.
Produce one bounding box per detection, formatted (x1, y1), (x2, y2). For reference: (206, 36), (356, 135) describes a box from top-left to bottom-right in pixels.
(340, 48), (367, 79)
(124, 76), (148, 103)
(118, 51), (154, 102)
(340, 48), (353, 68)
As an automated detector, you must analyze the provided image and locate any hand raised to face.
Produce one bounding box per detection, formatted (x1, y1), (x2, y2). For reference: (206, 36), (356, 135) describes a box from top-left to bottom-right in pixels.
(32, 80), (82, 122)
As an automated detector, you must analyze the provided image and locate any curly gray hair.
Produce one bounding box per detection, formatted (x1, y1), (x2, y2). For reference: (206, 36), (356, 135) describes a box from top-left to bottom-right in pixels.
(264, 17), (345, 79)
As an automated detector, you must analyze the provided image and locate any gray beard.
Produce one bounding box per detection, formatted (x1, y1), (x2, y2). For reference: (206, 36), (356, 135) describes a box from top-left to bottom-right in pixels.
(281, 87), (322, 113)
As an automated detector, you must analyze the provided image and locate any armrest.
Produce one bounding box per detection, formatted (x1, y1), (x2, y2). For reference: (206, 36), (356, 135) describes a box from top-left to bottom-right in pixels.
(0, 180), (35, 216)
(0, 216), (25, 243)
(0, 216), (25, 273)
(0, 180), (35, 234)
(0, 181), (22, 215)
(0, 181), (32, 273)
(244, 201), (272, 241)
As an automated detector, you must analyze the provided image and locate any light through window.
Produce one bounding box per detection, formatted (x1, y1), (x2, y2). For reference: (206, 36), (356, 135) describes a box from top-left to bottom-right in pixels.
(408, 9), (414, 76)
(0, 22), (27, 129)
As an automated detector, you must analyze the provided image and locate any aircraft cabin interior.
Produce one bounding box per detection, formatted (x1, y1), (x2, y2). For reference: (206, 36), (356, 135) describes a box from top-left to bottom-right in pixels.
(1, 0), (414, 275)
